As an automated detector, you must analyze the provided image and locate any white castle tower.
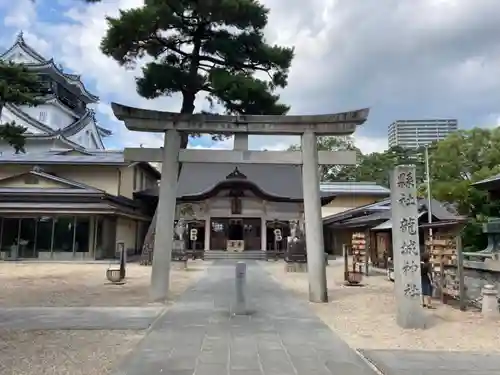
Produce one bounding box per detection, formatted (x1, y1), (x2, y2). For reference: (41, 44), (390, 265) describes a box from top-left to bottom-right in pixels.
(0, 32), (111, 153)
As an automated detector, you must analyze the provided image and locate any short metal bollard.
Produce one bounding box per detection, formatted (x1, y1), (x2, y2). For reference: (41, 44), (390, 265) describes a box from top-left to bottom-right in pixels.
(234, 262), (247, 315)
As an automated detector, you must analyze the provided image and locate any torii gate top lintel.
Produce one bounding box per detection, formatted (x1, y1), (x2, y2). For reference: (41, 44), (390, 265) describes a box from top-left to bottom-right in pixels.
(111, 102), (369, 136)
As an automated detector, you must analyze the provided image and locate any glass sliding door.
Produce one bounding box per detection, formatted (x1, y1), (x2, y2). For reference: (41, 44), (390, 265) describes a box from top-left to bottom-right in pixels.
(0, 216), (95, 259)
(0, 218), (20, 256)
(52, 216), (75, 254)
(94, 216), (117, 259)
(36, 217), (53, 254)
(74, 216), (90, 253)
(19, 218), (37, 258)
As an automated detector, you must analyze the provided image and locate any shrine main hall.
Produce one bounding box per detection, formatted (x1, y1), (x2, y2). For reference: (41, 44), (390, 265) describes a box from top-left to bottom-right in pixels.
(133, 136), (389, 255)
(137, 163), (333, 253)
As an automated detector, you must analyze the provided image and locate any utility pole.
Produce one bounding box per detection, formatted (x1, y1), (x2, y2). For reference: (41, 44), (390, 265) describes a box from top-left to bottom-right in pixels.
(424, 145), (433, 240)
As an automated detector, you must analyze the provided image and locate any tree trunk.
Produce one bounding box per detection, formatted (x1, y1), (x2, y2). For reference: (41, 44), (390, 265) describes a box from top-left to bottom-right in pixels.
(138, 28), (203, 265)
(139, 94), (194, 265)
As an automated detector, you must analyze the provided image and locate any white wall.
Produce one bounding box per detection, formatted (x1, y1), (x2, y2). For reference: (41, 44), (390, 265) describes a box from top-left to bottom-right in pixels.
(0, 106), (45, 134)
(2, 45), (41, 64)
(21, 103), (76, 129)
(0, 139), (57, 155)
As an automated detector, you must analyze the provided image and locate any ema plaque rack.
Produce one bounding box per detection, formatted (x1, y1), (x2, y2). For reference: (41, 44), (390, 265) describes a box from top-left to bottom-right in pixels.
(426, 236), (460, 302)
(351, 232), (368, 273)
(343, 232), (367, 285)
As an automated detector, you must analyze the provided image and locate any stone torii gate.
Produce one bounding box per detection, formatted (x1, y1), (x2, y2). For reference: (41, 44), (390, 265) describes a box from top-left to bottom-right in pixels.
(111, 103), (369, 303)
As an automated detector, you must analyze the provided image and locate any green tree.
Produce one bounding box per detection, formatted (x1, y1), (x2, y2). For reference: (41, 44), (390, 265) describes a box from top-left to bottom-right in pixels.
(288, 136), (361, 181)
(0, 61), (43, 152)
(428, 128), (500, 251)
(429, 128), (500, 215)
(101, 0), (294, 263)
(101, 0), (294, 154)
(364, 146), (424, 187)
(288, 138), (427, 185)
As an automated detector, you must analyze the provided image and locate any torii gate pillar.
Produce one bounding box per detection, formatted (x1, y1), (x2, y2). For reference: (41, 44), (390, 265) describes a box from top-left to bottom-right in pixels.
(111, 103), (369, 303)
(301, 130), (327, 301)
(149, 130), (181, 301)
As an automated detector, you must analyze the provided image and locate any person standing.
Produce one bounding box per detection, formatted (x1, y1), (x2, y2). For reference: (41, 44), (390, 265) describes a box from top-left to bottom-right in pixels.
(421, 252), (434, 308)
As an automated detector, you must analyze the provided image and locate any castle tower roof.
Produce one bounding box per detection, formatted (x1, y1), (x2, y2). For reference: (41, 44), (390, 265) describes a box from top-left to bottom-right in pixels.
(0, 31), (99, 103)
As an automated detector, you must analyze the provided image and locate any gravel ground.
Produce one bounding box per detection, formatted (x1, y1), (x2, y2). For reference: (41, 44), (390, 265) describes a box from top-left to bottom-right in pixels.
(0, 330), (144, 375)
(261, 260), (500, 352)
(0, 261), (209, 307)
(0, 260), (209, 374)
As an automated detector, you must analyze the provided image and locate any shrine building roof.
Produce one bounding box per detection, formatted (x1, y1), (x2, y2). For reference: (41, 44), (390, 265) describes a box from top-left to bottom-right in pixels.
(135, 163), (336, 204)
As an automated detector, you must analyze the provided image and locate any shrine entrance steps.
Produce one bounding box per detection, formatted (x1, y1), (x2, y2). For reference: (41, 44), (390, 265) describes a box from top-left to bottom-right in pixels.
(204, 250), (266, 260)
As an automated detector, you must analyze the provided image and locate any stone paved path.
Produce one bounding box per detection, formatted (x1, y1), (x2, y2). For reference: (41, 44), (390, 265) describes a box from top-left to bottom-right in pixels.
(113, 261), (378, 375)
(360, 349), (500, 375)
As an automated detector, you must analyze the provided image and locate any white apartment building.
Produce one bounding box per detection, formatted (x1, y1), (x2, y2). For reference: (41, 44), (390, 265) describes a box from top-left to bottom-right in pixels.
(388, 119), (458, 149)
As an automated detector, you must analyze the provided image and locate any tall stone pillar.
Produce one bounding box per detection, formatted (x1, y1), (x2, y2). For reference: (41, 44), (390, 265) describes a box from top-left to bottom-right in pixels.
(390, 165), (427, 329)
(301, 130), (328, 303)
(150, 129), (181, 302)
(204, 216), (211, 251)
(261, 217), (267, 251)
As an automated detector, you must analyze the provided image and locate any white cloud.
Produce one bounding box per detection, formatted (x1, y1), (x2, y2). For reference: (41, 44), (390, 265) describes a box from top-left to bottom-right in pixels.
(354, 136), (388, 155)
(189, 138), (233, 150)
(2, 0), (36, 29)
(2, 0), (500, 154)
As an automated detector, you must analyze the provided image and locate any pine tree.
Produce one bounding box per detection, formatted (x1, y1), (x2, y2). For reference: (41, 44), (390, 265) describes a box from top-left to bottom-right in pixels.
(101, 0), (294, 144)
(101, 0), (294, 264)
(0, 61), (43, 153)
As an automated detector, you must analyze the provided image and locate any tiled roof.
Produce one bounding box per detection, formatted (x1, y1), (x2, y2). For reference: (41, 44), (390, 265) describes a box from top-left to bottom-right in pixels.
(473, 173), (500, 188)
(1, 32), (99, 102)
(0, 169), (103, 192)
(323, 197), (460, 226)
(0, 150), (125, 164)
(0, 31), (46, 63)
(322, 198), (391, 224)
(0, 149), (161, 179)
(7, 102), (111, 143)
(137, 163), (335, 201)
(320, 182), (390, 195)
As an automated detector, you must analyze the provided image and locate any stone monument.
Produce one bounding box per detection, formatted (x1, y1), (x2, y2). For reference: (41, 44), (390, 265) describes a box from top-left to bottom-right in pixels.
(390, 165), (427, 329)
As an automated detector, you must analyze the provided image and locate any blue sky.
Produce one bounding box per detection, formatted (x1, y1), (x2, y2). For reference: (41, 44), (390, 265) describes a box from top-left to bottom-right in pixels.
(1, 0), (500, 153)
(0, 0), (226, 151)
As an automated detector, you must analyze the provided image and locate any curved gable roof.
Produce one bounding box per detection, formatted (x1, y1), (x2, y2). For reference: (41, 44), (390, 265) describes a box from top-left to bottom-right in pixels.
(25, 60), (99, 103)
(135, 164), (336, 204)
(0, 32), (46, 63)
(7, 103), (109, 150)
(1, 33), (99, 103)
